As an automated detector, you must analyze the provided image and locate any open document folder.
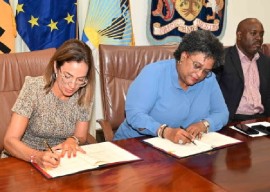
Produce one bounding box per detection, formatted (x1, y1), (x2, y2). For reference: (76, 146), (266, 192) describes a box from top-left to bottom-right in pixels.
(32, 142), (141, 179)
(143, 132), (242, 158)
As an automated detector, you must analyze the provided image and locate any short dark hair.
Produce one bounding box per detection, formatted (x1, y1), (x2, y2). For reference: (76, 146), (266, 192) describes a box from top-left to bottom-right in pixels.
(174, 30), (224, 67)
(236, 18), (262, 33)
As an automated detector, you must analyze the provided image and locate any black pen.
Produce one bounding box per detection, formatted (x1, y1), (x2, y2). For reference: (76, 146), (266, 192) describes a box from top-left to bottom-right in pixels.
(44, 140), (59, 161)
(180, 126), (197, 146)
(44, 140), (54, 153)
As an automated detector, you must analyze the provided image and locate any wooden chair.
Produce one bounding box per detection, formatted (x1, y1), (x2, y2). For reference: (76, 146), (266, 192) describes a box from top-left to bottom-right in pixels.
(97, 44), (178, 141)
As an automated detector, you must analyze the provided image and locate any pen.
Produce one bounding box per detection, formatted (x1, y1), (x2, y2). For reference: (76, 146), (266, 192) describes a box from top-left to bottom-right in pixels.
(44, 140), (54, 153)
(44, 140), (59, 161)
(180, 126), (197, 146)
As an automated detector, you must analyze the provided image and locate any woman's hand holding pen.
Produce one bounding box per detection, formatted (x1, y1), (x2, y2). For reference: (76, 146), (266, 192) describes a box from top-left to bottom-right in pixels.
(33, 150), (60, 169)
(162, 127), (195, 145)
(34, 138), (84, 168)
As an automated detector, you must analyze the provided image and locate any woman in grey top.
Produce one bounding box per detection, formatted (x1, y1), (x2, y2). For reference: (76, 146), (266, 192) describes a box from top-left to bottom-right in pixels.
(3, 39), (95, 169)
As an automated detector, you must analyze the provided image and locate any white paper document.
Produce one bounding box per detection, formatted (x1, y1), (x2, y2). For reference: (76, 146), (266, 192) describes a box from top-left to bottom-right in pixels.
(33, 142), (141, 178)
(143, 132), (242, 158)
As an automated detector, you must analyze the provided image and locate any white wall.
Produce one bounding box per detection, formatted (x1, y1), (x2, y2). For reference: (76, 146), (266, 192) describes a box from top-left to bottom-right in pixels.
(220, 0), (269, 46)
(8, 0), (270, 132)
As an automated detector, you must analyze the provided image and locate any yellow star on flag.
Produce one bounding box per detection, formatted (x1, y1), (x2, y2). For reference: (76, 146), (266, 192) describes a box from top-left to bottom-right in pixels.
(47, 19), (58, 31)
(64, 13), (74, 24)
(28, 15), (39, 28)
(16, 3), (24, 14)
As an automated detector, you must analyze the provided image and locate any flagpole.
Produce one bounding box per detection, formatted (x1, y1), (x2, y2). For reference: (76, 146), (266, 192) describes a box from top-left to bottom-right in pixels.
(76, 0), (79, 39)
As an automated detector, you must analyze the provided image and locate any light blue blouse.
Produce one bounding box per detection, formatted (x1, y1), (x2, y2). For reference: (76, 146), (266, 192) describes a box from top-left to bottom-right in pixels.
(114, 59), (229, 140)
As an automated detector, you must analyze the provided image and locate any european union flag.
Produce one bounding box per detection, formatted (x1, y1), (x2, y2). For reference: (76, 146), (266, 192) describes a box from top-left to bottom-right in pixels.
(16, 0), (77, 51)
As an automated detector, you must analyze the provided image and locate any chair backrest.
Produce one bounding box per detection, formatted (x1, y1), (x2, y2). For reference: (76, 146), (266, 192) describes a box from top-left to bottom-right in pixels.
(98, 44), (178, 134)
(261, 43), (270, 57)
(0, 48), (56, 153)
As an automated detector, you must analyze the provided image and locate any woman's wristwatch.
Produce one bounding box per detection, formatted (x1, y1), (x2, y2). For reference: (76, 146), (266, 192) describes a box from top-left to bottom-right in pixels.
(201, 120), (210, 133)
(69, 136), (80, 145)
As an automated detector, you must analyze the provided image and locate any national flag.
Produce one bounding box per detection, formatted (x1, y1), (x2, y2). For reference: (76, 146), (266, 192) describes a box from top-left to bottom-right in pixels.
(82, 0), (134, 49)
(0, 0), (16, 53)
(16, 0), (77, 51)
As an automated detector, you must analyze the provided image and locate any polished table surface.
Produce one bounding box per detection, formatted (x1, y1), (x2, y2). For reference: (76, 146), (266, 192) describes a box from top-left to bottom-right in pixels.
(179, 118), (270, 192)
(1, 118), (270, 192)
(0, 139), (224, 192)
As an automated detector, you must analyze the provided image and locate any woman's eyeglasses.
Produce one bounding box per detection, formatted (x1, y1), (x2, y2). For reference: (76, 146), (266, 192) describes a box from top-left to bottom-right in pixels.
(59, 70), (88, 87)
(188, 57), (212, 78)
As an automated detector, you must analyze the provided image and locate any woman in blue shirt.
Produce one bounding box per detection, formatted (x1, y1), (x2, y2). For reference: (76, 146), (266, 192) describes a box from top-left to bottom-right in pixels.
(114, 30), (229, 144)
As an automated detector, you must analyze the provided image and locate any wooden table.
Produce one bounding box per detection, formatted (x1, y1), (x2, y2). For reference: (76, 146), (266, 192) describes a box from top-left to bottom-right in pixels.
(0, 138), (224, 192)
(179, 118), (270, 192)
(1, 118), (270, 192)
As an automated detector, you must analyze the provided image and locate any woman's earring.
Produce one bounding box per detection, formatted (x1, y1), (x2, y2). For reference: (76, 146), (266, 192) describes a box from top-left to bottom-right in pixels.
(53, 73), (57, 80)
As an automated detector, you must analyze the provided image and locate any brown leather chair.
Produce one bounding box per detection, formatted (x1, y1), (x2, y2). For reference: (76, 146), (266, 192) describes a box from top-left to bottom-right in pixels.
(0, 48), (56, 153)
(0, 48), (96, 153)
(97, 44), (178, 141)
(261, 43), (270, 57)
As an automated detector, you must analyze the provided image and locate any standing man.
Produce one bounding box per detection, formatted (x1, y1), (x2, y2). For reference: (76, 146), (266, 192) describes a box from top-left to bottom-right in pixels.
(217, 18), (270, 122)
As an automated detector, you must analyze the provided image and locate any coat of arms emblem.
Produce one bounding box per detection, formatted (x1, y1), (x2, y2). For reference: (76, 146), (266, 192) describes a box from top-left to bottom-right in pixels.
(175, 0), (203, 21)
(147, 0), (226, 45)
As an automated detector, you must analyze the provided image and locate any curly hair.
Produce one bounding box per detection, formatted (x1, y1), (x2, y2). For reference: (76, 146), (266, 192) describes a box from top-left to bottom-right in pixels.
(173, 30), (224, 67)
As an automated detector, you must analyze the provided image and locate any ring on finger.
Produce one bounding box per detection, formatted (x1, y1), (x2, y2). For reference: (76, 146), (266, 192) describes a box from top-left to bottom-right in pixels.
(178, 139), (183, 144)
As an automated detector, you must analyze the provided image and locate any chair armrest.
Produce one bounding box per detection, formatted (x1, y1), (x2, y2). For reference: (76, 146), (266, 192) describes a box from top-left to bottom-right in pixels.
(86, 133), (97, 144)
(96, 119), (114, 141)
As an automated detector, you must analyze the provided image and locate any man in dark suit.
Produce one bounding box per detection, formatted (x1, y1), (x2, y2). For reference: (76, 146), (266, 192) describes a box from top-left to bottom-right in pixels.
(217, 18), (270, 122)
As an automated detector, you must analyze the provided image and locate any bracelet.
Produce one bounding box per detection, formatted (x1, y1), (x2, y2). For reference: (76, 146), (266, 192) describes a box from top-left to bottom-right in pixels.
(158, 124), (167, 138)
(157, 126), (163, 138)
(69, 136), (80, 145)
(161, 125), (168, 138)
(30, 155), (35, 163)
